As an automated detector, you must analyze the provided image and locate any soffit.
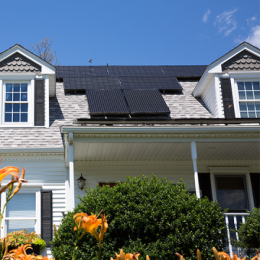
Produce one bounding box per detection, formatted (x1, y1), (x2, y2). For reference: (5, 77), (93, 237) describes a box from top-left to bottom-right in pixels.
(72, 141), (260, 161)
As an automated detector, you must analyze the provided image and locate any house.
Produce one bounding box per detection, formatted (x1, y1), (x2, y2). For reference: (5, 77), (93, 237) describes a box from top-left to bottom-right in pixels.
(0, 42), (259, 257)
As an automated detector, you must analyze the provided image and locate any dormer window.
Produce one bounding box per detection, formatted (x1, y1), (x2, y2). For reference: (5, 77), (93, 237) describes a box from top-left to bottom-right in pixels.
(5, 83), (29, 123)
(237, 81), (260, 118)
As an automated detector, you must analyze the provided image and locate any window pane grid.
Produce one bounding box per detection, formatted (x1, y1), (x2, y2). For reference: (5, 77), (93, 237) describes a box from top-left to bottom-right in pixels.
(5, 84), (28, 123)
(238, 82), (260, 118)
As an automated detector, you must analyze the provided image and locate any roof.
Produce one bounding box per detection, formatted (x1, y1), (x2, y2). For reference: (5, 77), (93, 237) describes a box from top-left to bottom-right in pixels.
(0, 44), (56, 70)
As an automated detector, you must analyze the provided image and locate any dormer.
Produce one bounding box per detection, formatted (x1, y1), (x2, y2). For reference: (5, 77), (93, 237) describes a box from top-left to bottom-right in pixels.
(0, 44), (56, 127)
(193, 42), (260, 119)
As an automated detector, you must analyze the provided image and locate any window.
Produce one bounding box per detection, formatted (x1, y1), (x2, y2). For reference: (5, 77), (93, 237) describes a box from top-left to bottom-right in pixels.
(237, 81), (260, 118)
(215, 176), (249, 211)
(4, 83), (29, 123)
(1, 190), (41, 236)
(5, 193), (36, 233)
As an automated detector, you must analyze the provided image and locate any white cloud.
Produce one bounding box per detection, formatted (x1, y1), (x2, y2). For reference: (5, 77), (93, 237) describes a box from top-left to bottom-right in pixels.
(246, 25), (260, 48)
(247, 15), (257, 26)
(214, 9), (237, 36)
(203, 9), (211, 23)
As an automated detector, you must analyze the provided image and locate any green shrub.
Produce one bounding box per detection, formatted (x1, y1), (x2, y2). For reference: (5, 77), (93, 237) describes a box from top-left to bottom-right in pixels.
(34, 238), (46, 250)
(51, 176), (226, 260)
(233, 207), (260, 256)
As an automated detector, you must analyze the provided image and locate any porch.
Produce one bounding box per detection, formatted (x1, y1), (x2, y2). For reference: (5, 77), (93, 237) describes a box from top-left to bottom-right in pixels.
(62, 125), (260, 256)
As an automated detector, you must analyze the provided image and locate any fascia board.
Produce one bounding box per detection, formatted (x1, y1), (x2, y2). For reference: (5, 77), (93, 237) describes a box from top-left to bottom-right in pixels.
(0, 147), (64, 153)
(61, 126), (260, 135)
(193, 71), (213, 97)
(193, 43), (260, 96)
(0, 45), (55, 75)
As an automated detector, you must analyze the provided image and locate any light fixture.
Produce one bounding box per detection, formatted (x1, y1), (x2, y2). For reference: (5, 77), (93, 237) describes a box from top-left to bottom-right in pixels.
(77, 173), (86, 190)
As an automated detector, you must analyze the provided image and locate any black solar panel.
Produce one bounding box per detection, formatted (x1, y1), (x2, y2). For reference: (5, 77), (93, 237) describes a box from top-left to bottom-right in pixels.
(56, 66), (108, 77)
(86, 90), (129, 115)
(63, 77), (122, 90)
(123, 89), (170, 115)
(161, 65), (207, 77)
(108, 66), (164, 76)
(120, 76), (182, 90)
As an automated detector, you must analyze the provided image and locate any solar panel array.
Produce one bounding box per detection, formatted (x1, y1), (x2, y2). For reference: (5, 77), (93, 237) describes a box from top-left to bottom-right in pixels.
(124, 90), (170, 115)
(120, 76), (182, 90)
(63, 76), (182, 91)
(86, 90), (129, 115)
(57, 65), (207, 78)
(58, 65), (207, 116)
(63, 77), (121, 90)
(107, 66), (164, 76)
(56, 66), (108, 78)
(161, 65), (207, 77)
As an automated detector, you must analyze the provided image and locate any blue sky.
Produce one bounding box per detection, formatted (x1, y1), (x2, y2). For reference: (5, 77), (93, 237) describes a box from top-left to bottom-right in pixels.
(1, 0), (259, 66)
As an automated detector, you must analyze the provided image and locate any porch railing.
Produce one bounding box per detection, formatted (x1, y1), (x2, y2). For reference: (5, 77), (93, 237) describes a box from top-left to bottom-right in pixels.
(224, 212), (250, 257)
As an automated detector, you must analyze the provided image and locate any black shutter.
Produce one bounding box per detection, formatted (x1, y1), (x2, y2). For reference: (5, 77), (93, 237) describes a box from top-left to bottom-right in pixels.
(250, 173), (260, 207)
(35, 79), (45, 126)
(41, 190), (53, 247)
(198, 173), (212, 201)
(220, 77), (235, 118)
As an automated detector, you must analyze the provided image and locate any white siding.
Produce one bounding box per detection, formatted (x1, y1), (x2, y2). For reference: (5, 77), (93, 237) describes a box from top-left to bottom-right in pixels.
(1, 156), (66, 229)
(74, 163), (195, 206)
(201, 77), (218, 117)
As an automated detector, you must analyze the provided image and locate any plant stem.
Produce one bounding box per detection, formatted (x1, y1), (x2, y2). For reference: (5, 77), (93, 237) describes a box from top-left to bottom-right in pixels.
(98, 240), (102, 260)
(0, 200), (8, 233)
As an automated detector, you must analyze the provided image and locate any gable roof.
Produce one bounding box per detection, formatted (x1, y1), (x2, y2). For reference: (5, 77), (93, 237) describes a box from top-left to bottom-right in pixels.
(0, 44), (56, 73)
(193, 42), (260, 96)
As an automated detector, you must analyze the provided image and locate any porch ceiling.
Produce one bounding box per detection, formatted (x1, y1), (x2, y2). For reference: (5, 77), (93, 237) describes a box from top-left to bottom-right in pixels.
(73, 141), (260, 161)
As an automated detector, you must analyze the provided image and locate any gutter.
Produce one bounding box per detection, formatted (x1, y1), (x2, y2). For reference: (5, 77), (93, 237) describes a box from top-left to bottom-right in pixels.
(61, 125), (260, 135)
(72, 117), (260, 125)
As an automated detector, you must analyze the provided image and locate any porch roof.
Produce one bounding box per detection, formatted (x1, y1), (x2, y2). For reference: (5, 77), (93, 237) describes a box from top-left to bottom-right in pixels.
(62, 126), (260, 163)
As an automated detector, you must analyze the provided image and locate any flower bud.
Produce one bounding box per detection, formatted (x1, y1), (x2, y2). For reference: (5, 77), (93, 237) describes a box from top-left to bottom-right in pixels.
(8, 176), (14, 192)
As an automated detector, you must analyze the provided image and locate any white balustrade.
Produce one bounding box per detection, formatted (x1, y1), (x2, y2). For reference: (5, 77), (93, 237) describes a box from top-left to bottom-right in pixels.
(224, 212), (250, 257)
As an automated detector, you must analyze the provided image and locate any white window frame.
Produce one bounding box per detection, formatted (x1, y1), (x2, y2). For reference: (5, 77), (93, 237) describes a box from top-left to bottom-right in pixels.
(208, 167), (255, 211)
(0, 73), (49, 127)
(229, 72), (260, 118)
(2, 81), (32, 126)
(0, 188), (41, 238)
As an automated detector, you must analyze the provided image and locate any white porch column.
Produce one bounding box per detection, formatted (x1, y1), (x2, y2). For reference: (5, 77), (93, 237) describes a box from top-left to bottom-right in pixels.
(191, 142), (201, 198)
(69, 132), (75, 210)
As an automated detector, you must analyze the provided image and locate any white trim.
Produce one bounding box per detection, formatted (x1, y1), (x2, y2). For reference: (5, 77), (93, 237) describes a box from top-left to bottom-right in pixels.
(68, 132), (75, 210)
(0, 74), (36, 79)
(214, 74), (223, 117)
(191, 142), (200, 198)
(230, 78), (260, 118)
(208, 167), (255, 211)
(45, 75), (50, 128)
(61, 126), (260, 135)
(229, 71), (260, 76)
(2, 81), (32, 126)
(1, 192), (6, 238)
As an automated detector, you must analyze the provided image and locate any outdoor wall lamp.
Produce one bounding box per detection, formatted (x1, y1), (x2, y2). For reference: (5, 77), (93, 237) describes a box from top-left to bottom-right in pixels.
(77, 173), (86, 190)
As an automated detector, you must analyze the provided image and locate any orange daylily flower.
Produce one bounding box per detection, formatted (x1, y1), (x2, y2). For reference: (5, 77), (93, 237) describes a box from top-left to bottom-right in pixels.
(99, 214), (108, 241)
(112, 249), (140, 260)
(73, 213), (102, 239)
(8, 244), (32, 258)
(213, 247), (246, 260)
(218, 252), (230, 260)
(0, 166), (20, 182)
